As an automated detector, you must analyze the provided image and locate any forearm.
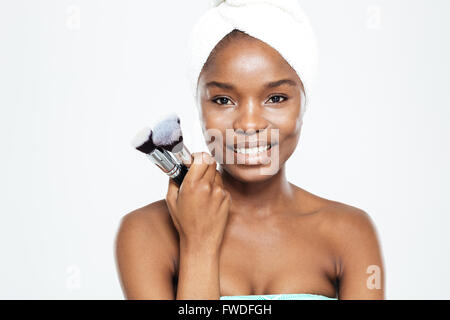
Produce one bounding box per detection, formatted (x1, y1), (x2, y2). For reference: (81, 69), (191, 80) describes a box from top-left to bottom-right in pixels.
(176, 242), (221, 300)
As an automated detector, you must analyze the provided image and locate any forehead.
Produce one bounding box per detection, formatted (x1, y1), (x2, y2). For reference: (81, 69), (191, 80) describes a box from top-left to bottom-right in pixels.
(199, 35), (300, 86)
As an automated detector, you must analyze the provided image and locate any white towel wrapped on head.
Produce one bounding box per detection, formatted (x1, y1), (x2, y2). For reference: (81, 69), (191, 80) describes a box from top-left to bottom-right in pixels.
(187, 0), (319, 117)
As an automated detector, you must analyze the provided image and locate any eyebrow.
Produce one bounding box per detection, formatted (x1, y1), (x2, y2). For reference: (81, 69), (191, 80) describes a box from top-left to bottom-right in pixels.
(206, 81), (235, 90)
(265, 79), (298, 88)
(205, 79), (298, 91)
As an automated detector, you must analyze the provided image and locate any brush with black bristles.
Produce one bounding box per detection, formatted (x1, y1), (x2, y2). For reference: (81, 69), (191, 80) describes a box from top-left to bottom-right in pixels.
(152, 114), (192, 167)
(132, 126), (188, 186)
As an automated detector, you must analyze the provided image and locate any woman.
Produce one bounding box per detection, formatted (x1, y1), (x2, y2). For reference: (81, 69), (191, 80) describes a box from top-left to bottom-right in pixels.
(115, 0), (384, 300)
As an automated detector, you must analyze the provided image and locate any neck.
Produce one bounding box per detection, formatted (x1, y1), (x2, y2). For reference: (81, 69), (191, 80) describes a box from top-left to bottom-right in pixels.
(219, 165), (294, 217)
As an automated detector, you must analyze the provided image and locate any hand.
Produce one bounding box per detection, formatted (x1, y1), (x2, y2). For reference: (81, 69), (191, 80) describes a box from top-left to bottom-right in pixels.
(165, 152), (232, 252)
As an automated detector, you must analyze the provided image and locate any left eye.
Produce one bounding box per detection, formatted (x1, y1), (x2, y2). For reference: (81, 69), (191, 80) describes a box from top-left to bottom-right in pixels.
(212, 97), (233, 105)
(267, 95), (287, 104)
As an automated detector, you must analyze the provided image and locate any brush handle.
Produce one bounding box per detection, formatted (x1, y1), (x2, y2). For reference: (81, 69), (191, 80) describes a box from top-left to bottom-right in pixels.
(172, 164), (188, 186)
(159, 149), (189, 186)
(146, 149), (188, 186)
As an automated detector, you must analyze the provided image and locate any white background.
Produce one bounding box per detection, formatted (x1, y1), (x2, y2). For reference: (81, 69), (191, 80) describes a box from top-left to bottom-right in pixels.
(1, 0), (449, 299)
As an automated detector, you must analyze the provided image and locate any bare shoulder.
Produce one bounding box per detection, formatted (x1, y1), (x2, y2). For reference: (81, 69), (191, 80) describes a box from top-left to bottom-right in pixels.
(309, 194), (383, 268)
(118, 200), (175, 236)
(293, 186), (385, 298)
(115, 199), (179, 272)
(294, 186), (381, 252)
(318, 201), (384, 299)
(319, 200), (378, 239)
(115, 200), (179, 299)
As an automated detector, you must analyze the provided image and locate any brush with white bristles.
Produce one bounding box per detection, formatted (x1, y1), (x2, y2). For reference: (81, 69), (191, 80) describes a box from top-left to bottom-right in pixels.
(152, 114), (192, 166)
(131, 125), (188, 186)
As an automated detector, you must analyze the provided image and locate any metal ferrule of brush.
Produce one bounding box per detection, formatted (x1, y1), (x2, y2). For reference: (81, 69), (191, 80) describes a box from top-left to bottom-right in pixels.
(173, 145), (192, 166)
(147, 148), (188, 185)
(147, 149), (178, 175)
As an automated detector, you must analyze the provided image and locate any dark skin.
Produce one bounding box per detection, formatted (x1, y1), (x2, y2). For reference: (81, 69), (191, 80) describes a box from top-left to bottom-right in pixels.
(115, 32), (385, 300)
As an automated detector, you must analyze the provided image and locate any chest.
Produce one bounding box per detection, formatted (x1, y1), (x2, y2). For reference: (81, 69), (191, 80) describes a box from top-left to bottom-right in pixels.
(218, 214), (337, 297)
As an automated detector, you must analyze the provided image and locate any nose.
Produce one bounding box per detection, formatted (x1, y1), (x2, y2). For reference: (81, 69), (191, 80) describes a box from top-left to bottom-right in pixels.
(233, 98), (269, 135)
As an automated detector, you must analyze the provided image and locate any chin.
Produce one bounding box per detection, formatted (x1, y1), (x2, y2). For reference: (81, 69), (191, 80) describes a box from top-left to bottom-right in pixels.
(221, 163), (281, 183)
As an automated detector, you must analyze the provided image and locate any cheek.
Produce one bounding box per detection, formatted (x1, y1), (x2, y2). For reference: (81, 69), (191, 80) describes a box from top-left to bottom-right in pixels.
(199, 104), (231, 152)
(200, 100), (237, 133)
(277, 117), (300, 136)
(271, 103), (302, 138)
(271, 103), (302, 163)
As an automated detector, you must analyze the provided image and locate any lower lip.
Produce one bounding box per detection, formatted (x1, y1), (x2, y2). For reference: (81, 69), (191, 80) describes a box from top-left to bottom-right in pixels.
(228, 145), (273, 165)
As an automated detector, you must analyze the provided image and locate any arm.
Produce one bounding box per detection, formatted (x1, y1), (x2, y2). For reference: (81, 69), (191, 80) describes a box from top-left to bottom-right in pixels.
(115, 153), (230, 300)
(335, 208), (385, 299)
(176, 242), (221, 300)
(165, 152), (231, 299)
(115, 204), (223, 300)
(115, 206), (176, 299)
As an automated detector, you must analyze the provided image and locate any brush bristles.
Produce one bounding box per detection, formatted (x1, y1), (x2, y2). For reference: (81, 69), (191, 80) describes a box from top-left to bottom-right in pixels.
(152, 114), (184, 152)
(131, 127), (156, 154)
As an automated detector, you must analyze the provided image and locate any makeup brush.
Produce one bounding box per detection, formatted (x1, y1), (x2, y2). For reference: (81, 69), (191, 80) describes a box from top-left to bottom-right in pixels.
(152, 114), (192, 166)
(132, 127), (188, 186)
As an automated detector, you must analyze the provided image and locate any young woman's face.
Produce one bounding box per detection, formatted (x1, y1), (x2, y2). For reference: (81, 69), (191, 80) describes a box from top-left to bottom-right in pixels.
(197, 34), (305, 183)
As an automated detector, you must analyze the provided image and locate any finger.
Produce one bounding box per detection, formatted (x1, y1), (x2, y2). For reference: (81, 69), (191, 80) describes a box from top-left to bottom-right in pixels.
(183, 153), (193, 169)
(165, 178), (179, 210)
(184, 152), (209, 182)
(218, 191), (232, 211)
(202, 154), (217, 184)
(213, 170), (224, 188)
(184, 159), (192, 169)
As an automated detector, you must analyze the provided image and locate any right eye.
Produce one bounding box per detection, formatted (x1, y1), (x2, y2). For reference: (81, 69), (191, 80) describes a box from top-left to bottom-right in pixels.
(212, 97), (234, 106)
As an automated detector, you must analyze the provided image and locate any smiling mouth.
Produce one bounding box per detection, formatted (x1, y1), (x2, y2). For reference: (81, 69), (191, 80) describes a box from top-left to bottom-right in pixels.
(226, 143), (274, 155)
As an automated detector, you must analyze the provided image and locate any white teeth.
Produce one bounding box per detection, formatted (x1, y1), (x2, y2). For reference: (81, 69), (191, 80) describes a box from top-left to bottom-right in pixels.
(235, 145), (270, 154)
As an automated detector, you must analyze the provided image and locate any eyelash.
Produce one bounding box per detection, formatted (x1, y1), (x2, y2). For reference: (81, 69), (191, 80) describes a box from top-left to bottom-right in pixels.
(211, 95), (288, 106)
(267, 95), (288, 104)
(212, 96), (234, 106)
